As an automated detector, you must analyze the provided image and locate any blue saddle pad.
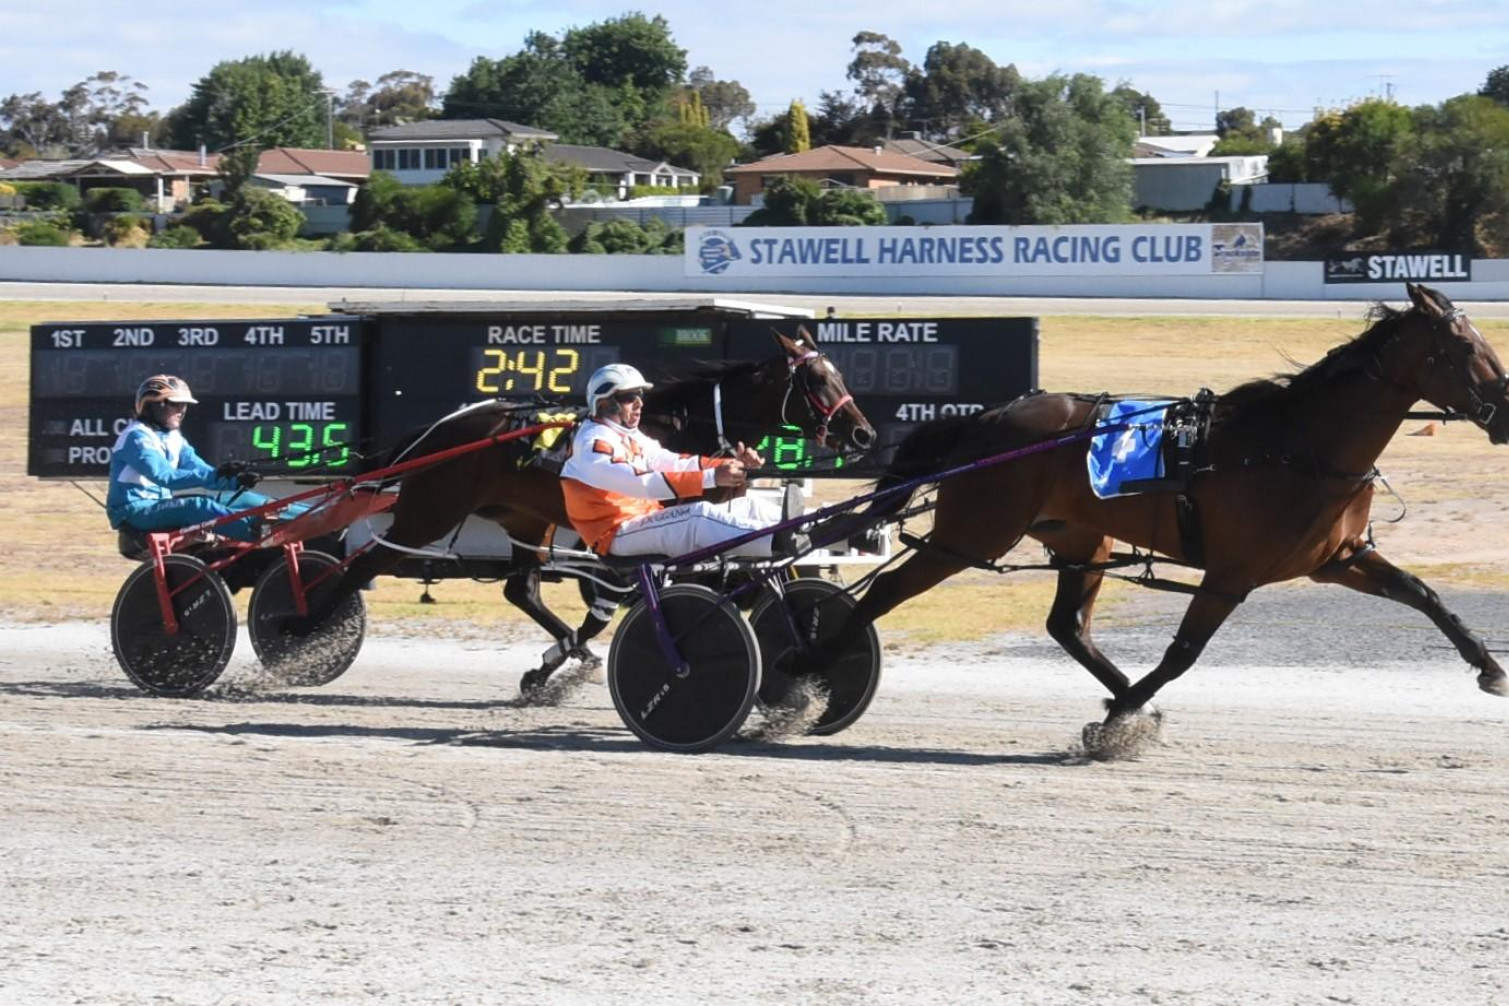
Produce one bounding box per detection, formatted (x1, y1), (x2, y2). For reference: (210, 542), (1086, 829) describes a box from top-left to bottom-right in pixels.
(1087, 400), (1173, 499)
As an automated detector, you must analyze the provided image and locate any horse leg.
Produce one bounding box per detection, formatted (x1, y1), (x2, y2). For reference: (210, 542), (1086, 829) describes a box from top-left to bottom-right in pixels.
(568, 574), (625, 667)
(1038, 532), (1131, 698)
(1310, 550), (1507, 696)
(1104, 584), (1245, 722)
(504, 560), (584, 691)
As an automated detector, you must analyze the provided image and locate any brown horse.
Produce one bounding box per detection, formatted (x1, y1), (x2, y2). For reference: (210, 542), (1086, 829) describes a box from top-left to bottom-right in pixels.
(299, 329), (875, 667)
(820, 283), (1509, 735)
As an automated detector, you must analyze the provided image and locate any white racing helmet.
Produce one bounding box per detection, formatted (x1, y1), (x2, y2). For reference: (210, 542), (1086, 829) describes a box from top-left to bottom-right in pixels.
(587, 363), (654, 415)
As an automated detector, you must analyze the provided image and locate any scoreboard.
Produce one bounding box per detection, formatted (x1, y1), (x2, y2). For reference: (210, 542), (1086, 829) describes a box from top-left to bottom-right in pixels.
(29, 317), (368, 479)
(727, 316), (1038, 472)
(28, 305), (1038, 480)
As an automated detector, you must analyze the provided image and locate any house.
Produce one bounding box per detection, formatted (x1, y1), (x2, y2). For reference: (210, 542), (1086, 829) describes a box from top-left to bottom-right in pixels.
(1133, 134), (1221, 159)
(881, 133), (973, 169)
(541, 143), (700, 200)
(722, 145), (960, 206)
(1131, 154), (1268, 212)
(216, 148), (372, 206)
(0, 148), (220, 210)
(366, 119), (557, 185)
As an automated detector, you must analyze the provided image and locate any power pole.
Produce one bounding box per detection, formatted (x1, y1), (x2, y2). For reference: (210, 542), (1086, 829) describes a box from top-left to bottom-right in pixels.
(325, 90), (336, 149)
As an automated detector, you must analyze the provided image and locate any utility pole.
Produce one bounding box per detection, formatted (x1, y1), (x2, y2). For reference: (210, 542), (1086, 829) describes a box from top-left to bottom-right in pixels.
(325, 89), (336, 149)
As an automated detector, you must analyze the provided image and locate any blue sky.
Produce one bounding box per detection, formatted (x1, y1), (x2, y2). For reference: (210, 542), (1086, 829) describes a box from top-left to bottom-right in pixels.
(2, 1), (1506, 135)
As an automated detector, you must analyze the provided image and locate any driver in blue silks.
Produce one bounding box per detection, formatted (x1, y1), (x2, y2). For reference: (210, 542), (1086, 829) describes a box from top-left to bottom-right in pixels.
(106, 374), (281, 542)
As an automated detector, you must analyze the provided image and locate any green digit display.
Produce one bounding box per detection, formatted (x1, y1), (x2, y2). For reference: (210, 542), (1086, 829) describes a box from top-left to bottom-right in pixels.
(287, 423), (315, 468)
(322, 422), (350, 467)
(755, 425), (841, 471)
(252, 424), (282, 459)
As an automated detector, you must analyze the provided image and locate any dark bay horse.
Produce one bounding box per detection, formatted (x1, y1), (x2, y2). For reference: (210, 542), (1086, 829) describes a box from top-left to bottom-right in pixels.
(302, 329), (874, 669)
(822, 283), (1509, 735)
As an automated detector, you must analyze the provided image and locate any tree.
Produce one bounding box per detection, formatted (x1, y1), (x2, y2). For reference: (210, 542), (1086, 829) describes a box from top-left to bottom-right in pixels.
(1, 71), (158, 157)
(785, 99), (811, 153)
(169, 51), (327, 151)
(343, 70), (435, 129)
(688, 67), (754, 131)
(903, 42), (1019, 140)
(636, 120), (739, 186)
(1304, 99), (1414, 224)
(1480, 66), (1509, 107)
(562, 13), (686, 94)
(807, 90), (871, 148)
(964, 74), (1136, 225)
(441, 150), (579, 252)
(1111, 83), (1170, 136)
(738, 174), (888, 226)
(443, 31), (632, 146)
(846, 31), (911, 136)
(1383, 96), (1509, 255)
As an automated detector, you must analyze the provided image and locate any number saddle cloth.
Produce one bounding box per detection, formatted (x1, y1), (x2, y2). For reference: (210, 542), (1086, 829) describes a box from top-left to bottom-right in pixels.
(1086, 390), (1215, 565)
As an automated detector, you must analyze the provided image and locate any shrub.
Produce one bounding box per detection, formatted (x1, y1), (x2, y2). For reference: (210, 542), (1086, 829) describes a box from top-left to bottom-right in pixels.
(15, 222), (72, 246)
(223, 189), (305, 250)
(85, 187), (146, 213)
(350, 225), (427, 252)
(14, 181), (80, 211)
(147, 225), (202, 249)
(180, 199), (229, 244)
(102, 214), (151, 247)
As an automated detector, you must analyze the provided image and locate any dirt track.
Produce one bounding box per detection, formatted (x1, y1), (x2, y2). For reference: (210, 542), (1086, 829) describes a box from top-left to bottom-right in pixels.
(4, 583), (1508, 1005)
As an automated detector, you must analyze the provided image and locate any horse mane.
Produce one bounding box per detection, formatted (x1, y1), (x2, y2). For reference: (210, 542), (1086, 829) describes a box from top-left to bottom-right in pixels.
(1212, 300), (1420, 431)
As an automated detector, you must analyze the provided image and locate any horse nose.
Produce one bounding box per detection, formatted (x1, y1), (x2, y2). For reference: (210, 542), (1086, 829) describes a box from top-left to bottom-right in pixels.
(851, 424), (875, 450)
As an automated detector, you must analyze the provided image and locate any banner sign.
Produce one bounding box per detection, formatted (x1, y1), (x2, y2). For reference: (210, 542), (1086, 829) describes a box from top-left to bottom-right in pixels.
(687, 223), (1264, 278)
(1324, 251), (1472, 284)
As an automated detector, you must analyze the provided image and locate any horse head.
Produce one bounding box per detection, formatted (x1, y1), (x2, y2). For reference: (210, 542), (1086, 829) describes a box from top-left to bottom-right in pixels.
(776, 325), (877, 454)
(1405, 282), (1509, 445)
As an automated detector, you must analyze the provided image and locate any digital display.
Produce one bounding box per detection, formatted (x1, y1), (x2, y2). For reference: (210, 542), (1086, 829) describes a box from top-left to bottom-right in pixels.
(28, 317), (369, 479)
(726, 317), (1037, 474)
(371, 315), (727, 439)
(470, 345), (621, 397)
(819, 345), (958, 395)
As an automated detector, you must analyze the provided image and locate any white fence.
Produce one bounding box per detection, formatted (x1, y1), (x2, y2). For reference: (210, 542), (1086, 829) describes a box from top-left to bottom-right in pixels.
(4, 245), (1509, 301)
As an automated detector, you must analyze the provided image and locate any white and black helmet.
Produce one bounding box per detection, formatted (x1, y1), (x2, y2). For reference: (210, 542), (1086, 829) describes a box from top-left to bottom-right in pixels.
(587, 363), (654, 415)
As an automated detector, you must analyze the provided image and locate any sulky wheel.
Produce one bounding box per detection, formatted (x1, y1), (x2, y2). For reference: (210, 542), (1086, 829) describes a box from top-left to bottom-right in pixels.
(248, 550), (365, 687)
(608, 583), (760, 754)
(749, 578), (881, 736)
(110, 554), (237, 698)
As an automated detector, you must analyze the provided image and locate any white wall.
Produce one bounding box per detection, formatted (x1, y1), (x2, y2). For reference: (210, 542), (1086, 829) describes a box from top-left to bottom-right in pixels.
(2, 245), (1507, 301)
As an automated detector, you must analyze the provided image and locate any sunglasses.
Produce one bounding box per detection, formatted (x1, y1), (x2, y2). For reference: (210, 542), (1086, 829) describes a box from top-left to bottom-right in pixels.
(614, 391), (644, 404)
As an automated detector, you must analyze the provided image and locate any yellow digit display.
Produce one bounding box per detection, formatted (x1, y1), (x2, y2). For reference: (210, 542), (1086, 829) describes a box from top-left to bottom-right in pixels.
(475, 348), (583, 394)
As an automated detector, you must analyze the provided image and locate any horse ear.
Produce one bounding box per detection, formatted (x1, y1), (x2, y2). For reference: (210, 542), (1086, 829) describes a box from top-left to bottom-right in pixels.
(794, 324), (818, 350)
(1406, 282), (1439, 315)
(773, 327), (802, 356)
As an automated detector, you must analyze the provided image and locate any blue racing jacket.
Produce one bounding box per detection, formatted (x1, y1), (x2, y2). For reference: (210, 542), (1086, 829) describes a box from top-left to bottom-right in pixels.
(106, 420), (234, 528)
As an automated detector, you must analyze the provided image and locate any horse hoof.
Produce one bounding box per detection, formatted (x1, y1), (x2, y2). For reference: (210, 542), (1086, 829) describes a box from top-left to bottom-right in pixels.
(570, 646), (602, 670)
(1478, 671), (1508, 697)
(518, 667), (552, 700)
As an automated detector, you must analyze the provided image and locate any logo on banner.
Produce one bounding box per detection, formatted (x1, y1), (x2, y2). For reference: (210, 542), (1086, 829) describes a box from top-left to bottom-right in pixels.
(696, 229), (742, 274)
(1210, 224), (1264, 273)
(1324, 252), (1471, 283)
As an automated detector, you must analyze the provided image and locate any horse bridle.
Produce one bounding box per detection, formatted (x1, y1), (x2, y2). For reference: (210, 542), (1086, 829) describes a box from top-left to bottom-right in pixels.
(780, 349), (854, 448)
(1424, 308), (1507, 431)
(1366, 306), (1508, 431)
(706, 349), (855, 454)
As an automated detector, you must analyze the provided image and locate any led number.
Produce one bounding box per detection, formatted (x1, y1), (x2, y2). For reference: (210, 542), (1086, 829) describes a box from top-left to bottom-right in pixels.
(249, 422), (351, 468)
(475, 348), (582, 394)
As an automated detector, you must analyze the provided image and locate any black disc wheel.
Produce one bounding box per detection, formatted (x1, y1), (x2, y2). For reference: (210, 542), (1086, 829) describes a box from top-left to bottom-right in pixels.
(110, 555), (237, 697)
(608, 583), (760, 753)
(750, 578), (881, 736)
(248, 551), (365, 687)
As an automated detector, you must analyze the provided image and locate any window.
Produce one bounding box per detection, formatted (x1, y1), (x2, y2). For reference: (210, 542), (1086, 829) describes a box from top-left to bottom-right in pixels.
(373, 149), (395, 171)
(424, 148), (441, 170)
(398, 148), (420, 171)
(451, 147), (469, 167)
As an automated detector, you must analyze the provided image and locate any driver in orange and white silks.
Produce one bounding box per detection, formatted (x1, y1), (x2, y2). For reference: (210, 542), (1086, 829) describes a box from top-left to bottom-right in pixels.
(561, 364), (787, 559)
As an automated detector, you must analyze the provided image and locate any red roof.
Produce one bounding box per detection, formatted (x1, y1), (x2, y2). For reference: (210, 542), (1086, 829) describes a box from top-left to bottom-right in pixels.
(257, 147), (370, 180)
(725, 144), (959, 179)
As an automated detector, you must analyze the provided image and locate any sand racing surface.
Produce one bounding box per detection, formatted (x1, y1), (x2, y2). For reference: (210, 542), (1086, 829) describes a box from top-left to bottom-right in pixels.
(3, 583), (1508, 1006)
